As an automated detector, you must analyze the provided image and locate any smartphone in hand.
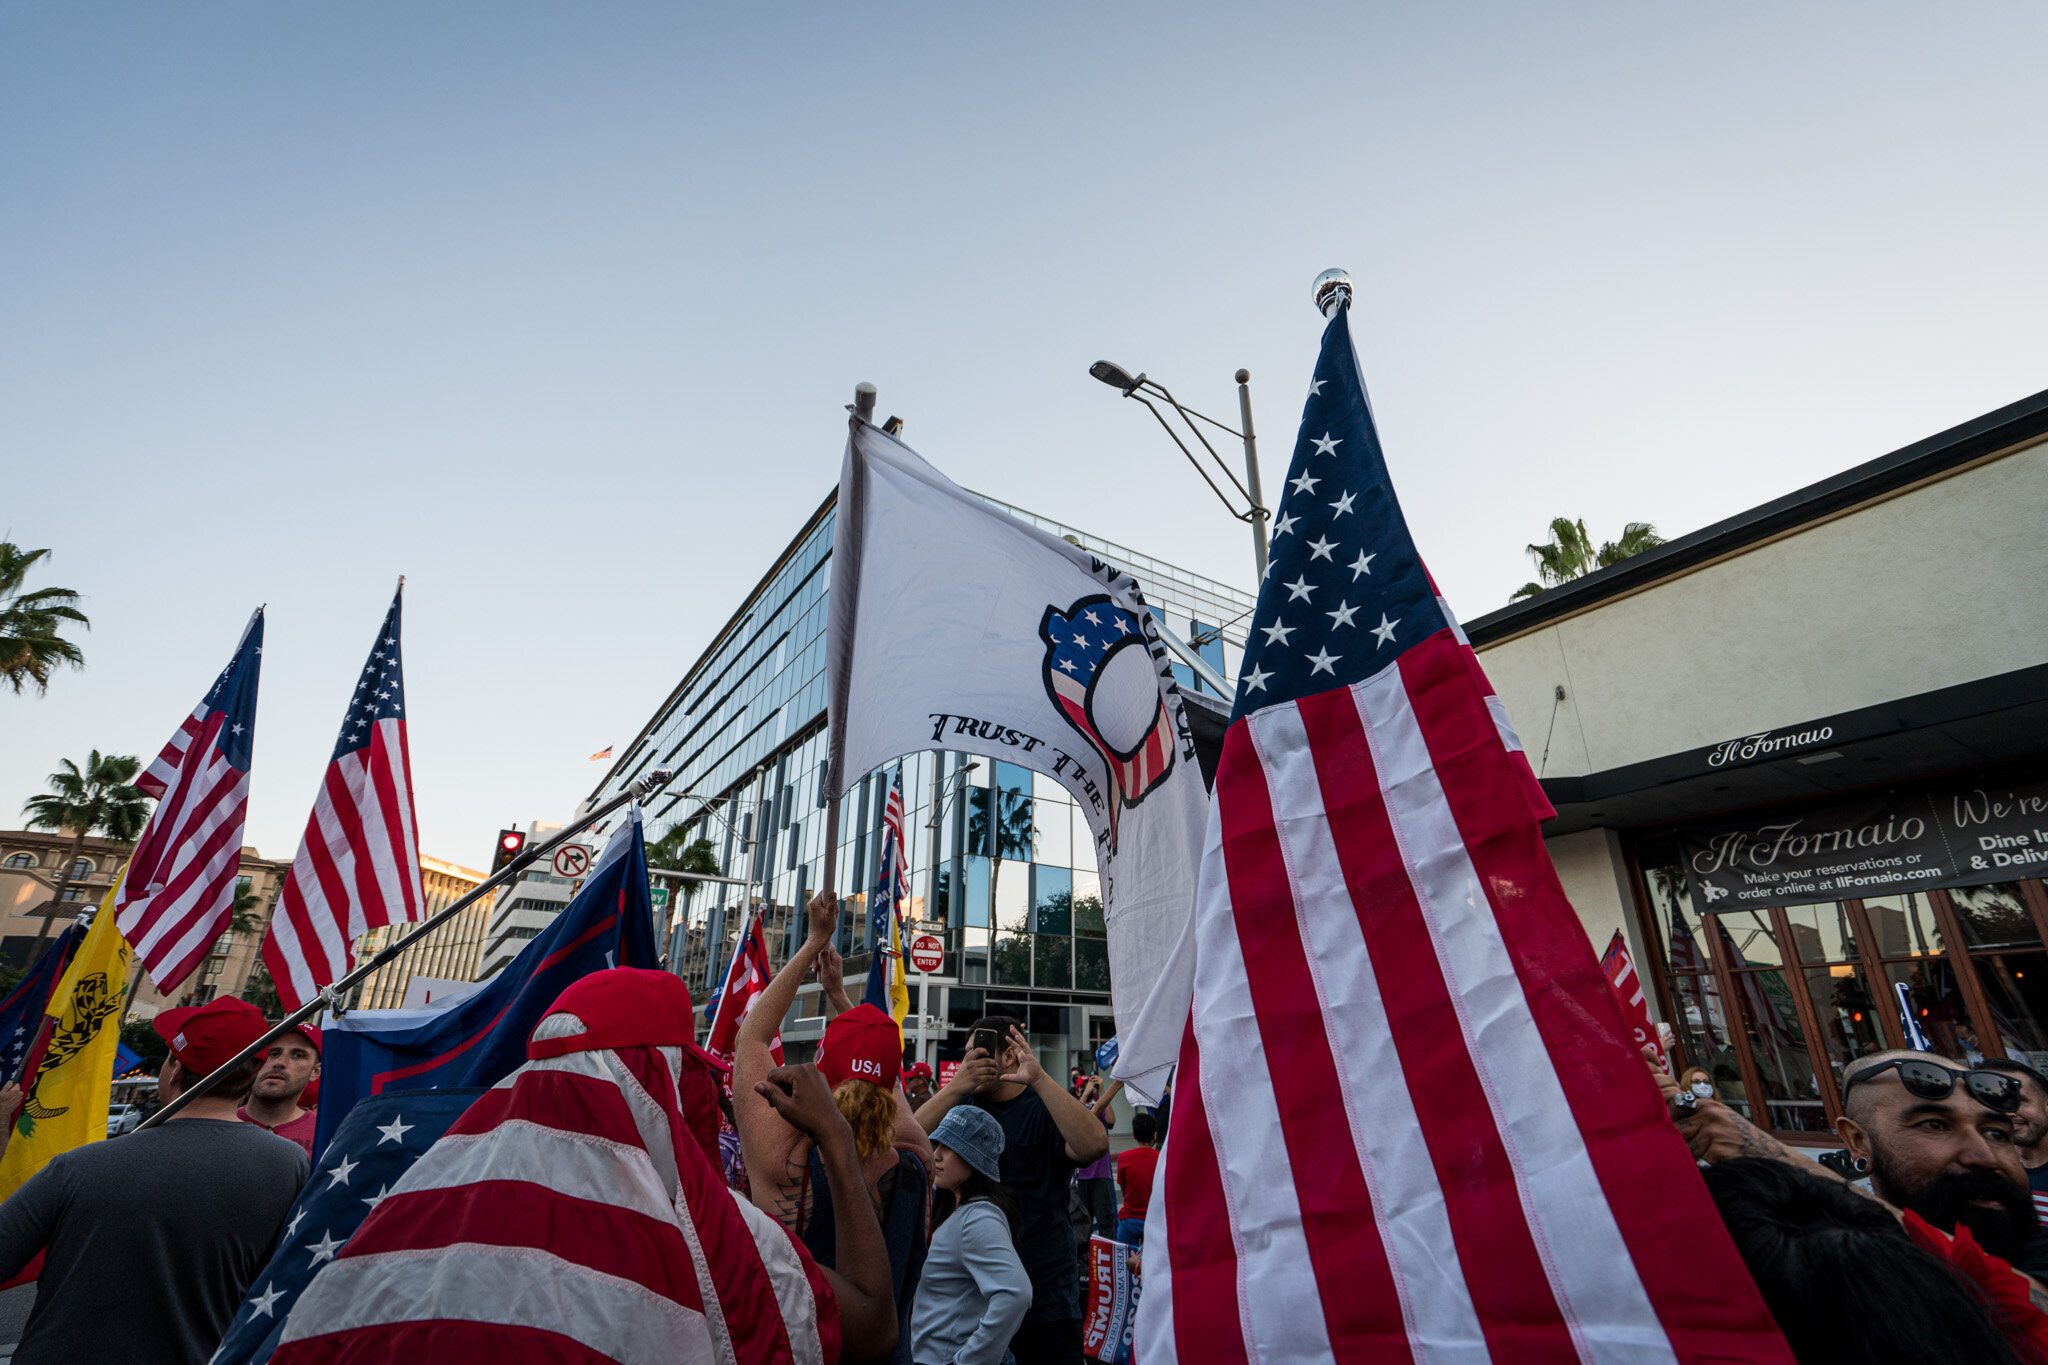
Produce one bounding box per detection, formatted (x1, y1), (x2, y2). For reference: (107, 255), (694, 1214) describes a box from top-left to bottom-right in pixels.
(970, 1027), (1004, 1058)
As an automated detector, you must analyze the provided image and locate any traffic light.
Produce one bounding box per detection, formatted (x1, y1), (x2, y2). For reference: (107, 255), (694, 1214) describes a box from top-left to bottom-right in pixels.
(492, 828), (527, 874)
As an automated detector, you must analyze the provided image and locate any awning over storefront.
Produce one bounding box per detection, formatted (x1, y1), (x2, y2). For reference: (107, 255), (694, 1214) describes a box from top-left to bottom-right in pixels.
(1536, 661), (2048, 836)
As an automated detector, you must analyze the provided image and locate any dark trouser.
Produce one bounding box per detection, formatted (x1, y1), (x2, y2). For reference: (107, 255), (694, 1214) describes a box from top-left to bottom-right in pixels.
(1009, 1316), (1084, 1365)
(1077, 1176), (1117, 1239)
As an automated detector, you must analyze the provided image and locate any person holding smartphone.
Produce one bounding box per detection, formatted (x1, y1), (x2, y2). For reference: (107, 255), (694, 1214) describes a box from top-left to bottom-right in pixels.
(915, 1017), (1109, 1365)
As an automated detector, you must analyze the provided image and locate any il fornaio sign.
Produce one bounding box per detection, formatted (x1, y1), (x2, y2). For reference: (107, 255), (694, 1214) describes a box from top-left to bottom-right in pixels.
(1705, 726), (1836, 768)
(1679, 772), (2048, 911)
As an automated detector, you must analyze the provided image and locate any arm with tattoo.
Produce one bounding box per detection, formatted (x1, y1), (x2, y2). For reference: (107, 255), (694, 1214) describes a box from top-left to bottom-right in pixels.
(737, 892), (838, 1228)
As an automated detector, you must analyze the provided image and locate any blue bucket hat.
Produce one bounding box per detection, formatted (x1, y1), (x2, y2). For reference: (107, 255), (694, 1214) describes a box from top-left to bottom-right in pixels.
(931, 1106), (1006, 1183)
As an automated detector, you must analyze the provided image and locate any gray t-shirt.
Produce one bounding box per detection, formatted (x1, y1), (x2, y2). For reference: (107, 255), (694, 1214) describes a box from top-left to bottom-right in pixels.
(0, 1117), (308, 1365)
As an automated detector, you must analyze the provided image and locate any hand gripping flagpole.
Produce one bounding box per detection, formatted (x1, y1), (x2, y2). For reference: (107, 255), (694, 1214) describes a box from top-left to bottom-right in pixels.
(135, 766), (680, 1132)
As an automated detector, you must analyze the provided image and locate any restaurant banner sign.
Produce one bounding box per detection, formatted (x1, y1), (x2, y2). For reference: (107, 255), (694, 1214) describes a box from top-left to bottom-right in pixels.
(1680, 773), (2048, 911)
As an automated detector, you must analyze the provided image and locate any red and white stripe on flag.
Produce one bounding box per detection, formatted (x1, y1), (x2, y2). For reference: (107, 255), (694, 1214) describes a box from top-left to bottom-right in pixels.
(117, 613), (264, 994)
(262, 588), (425, 1013)
(137, 705), (204, 801)
(1602, 931), (1667, 1070)
(270, 1024), (837, 1364)
(706, 911), (783, 1073)
(1140, 633), (1793, 1364)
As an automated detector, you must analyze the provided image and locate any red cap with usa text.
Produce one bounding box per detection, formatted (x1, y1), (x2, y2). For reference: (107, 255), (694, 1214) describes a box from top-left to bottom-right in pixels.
(819, 1004), (902, 1091)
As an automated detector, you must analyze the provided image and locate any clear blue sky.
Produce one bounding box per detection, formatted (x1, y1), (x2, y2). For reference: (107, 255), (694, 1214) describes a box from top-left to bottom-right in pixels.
(6, 3), (2045, 869)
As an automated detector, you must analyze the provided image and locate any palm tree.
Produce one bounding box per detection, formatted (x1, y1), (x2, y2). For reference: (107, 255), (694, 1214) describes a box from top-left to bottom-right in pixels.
(1511, 518), (1667, 600)
(0, 544), (89, 696)
(648, 827), (719, 877)
(21, 751), (149, 946)
(967, 785), (1036, 933)
(647, 827), (720, 964)
(229, 879), (271, 936)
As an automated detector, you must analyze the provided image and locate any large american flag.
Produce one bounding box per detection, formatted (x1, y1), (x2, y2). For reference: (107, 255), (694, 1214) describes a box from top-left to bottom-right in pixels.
(262, 586), (424, 1013)
(1135, 303), (1792, 1363)
(117, 610), (264, 993)
(270, 979), (837, 1363)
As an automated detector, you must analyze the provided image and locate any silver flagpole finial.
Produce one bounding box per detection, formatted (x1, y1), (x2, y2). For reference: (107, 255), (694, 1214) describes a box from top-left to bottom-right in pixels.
(629, 766), (677, 800)
(1313, 268), (1352, 318)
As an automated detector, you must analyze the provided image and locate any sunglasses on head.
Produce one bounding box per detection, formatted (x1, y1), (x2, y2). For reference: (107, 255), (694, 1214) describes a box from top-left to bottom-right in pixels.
(1839, 1058), (2021, 1113)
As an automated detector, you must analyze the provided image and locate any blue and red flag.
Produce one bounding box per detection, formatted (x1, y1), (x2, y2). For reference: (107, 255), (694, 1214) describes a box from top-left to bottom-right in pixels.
(117, 609), (264, 993)
(1135, 298), (1793, 1362)
(311, 808), (660, 1158)
(0, 926), (85, 1088)
(862, 767), (910, 1026)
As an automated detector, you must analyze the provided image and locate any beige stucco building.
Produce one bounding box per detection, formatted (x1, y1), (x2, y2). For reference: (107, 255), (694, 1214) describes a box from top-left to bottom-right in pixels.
(1, 832), (493, 1019)
(1469, 386), (2048, 1144)
(349, 855), (491, 1008)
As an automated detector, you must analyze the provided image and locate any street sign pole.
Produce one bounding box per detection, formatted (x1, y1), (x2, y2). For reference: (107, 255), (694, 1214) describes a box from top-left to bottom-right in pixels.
(916, 961), (931, 1067)
(906, 932), (946, 1068)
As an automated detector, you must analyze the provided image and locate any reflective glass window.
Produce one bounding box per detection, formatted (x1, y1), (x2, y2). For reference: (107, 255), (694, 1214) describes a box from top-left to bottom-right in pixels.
(964, 857), (990, 928)
(1033, 801), (1072, 868)
(1666, 972), (1750, 1121)
(1728, 970), (1831, 1134)
(1033, 866), (1073, 935)
(961, 926), (990, 985)
(1781, 903), (1858, 964)
(1036, 934), (1072, 990)
(1886, 958), (1981, 1061)
(993, 922), (1030, 987)
(995, 860), (1029, 935)
(1971, 951), (2048, 1069)
(1716, 911), (1785, 970)
(1801, 964), (1888, 1080)
(1863, 894), (1948, 958)
(1640, 862), (1714, 976)
(1073, 873), (1105, 938)
(1076, 937), (1111, 992)
(1949, 884), (2041, 951)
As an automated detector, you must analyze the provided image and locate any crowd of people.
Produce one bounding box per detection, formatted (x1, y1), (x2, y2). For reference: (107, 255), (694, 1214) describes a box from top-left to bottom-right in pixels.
(3, 883), (2048, 1362)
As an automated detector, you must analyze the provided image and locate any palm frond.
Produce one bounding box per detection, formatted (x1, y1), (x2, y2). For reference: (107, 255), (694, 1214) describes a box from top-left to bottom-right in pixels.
(0, 543), (89, 696)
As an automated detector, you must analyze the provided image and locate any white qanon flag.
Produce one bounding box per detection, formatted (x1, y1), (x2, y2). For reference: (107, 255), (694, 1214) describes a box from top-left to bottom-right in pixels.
(826, 418), (1207, 1099)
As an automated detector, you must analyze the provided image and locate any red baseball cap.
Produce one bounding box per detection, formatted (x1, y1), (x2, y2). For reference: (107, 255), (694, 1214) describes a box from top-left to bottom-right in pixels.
(152, 997), (273, 1074)
(268, 1023), (320, 1055)
(904, 1062), (933, 1082)
(529, 967), (729, 1073)
(819, 1004), (902, 1091)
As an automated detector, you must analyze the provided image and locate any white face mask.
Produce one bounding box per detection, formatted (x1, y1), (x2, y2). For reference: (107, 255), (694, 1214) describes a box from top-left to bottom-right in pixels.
(1690, 1082), (1714, 1098)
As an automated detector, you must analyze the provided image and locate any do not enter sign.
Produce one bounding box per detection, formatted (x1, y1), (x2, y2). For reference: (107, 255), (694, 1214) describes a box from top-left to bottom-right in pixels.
(908, 934), (945, 973)
(551, 844), (593, 878)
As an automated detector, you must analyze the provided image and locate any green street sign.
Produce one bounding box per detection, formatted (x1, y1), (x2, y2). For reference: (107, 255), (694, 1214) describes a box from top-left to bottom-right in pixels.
(651, 887), (670, 907)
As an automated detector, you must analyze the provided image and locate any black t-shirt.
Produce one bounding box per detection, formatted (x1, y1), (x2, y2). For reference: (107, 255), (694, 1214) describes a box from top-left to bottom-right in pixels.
(972, 1086), (1079, 1324)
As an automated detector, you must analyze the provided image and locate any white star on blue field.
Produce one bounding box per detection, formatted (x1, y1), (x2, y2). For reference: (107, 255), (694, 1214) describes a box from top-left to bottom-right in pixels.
(1231, 306), (1442, 723)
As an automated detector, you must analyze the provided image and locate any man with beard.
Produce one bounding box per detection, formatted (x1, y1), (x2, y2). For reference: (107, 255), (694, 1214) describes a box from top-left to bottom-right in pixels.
(1833, 1050), (2037, 1262)
(1975, 1056), (2048, 1274)
(236, 1023), (319, 1156)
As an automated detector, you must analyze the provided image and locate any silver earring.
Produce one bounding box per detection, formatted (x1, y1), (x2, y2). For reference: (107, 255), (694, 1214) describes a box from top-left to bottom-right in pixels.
(1852, 1157), (1870, 1174)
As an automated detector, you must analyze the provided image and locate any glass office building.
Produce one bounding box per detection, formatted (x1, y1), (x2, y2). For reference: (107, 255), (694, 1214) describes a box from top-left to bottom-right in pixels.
(583, 487), (1252, 1074)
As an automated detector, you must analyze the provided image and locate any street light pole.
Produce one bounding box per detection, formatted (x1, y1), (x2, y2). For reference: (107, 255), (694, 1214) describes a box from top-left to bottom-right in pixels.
(1235, 369), (1267, 577)
(1088, 360), (1267, 582)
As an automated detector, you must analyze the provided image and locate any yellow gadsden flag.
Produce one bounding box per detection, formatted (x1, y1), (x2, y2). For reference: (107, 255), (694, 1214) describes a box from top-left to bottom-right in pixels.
(0, 874), (133, 1201)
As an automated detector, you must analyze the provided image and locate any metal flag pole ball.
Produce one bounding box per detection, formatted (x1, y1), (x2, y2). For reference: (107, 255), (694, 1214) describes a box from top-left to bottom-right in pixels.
(134, 765), (679, 1132)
